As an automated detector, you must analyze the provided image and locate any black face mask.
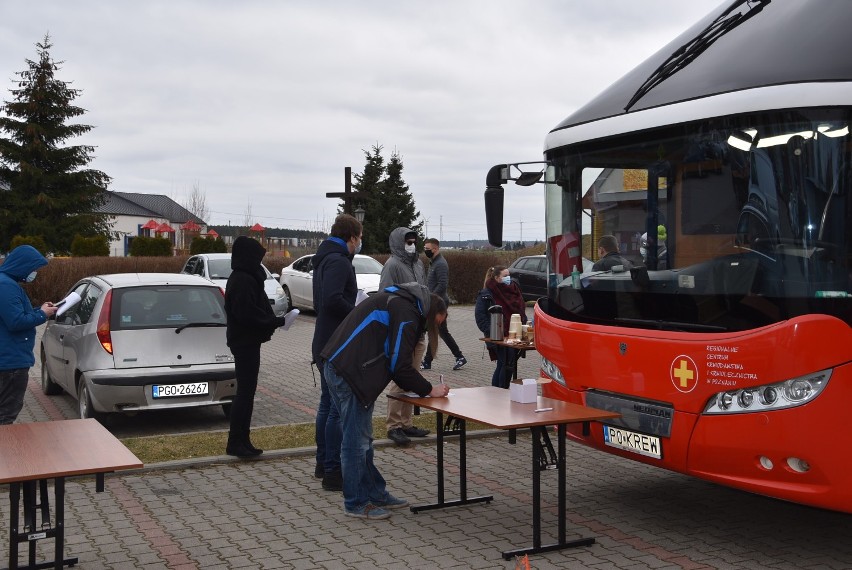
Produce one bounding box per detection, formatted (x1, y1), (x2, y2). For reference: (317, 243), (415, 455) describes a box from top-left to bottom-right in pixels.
(424, 250), (434, 259)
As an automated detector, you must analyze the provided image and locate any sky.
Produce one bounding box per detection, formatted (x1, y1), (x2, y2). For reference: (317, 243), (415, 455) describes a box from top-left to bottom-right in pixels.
(0, 0), (723, 243)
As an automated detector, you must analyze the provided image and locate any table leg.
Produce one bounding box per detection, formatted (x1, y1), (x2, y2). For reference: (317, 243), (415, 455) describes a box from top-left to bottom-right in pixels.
(8, 482), (19, 570)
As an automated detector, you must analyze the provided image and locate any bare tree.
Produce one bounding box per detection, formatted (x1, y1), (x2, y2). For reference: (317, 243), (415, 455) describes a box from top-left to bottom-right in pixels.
(242, 198), (253, 228)
(183, 180), (209, 222)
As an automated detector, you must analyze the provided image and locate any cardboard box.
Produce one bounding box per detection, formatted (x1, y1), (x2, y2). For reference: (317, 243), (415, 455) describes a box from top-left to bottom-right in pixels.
(510, 378), (538, 403)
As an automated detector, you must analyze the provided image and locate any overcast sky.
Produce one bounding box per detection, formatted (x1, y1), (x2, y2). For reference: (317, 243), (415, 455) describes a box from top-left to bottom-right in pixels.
(0, 1), (723, 243)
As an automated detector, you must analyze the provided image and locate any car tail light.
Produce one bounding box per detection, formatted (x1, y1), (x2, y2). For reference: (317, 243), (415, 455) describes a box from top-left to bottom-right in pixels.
(96, 289), (113, 354)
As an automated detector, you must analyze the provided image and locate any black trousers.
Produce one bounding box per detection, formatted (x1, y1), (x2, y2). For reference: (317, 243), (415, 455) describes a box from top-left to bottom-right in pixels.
(424, 313), (463, 364)
(229, 344), (261, 442)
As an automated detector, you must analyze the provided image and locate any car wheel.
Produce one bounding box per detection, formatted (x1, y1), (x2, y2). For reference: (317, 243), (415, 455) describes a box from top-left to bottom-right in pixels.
(281, 286), (293, 313)
(40, 348), (62, 395)
(77, 379), (103, 421)
(222, 403), (232, 418)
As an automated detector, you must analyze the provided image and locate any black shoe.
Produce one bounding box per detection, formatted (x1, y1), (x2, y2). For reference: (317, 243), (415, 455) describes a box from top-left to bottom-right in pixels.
(314, 463), (324, 479)
(401, 426), (430, 438)
(246, 441), (263, 455)
(419, 360), (431, 370)
(226, 442), (262, 458)
(322, 469), (343, 492)
(387, 428), (410, 446)
(452, 356), (467, 370)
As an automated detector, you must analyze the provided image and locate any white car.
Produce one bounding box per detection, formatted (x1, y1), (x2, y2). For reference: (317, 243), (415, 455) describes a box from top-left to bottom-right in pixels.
(279, 254), (383, 311)
(181, 253), (288, 315)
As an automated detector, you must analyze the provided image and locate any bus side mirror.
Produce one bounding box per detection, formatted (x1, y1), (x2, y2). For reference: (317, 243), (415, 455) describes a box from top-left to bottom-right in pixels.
(485, 164), (507, 247)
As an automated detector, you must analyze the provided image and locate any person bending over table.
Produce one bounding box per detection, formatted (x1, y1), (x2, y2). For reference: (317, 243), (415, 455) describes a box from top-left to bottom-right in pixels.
(474, 265), (527, 388)
(320, 283), (449, 520)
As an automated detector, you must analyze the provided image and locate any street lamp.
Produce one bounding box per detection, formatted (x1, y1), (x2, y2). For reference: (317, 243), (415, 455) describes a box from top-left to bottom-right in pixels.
(354, 206), (366, 223)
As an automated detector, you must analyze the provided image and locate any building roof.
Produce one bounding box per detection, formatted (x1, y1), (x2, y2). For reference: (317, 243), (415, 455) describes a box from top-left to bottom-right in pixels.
(97, 191), (206, 225)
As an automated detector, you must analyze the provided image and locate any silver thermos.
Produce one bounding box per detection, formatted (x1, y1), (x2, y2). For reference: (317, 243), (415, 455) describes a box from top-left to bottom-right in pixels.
(488, 305), (504, 341)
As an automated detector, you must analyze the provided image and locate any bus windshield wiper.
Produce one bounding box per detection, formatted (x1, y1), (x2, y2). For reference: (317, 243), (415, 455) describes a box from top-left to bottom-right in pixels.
(615, 317), (728, 332)
(175, 322), (226, 334)
(624, 0), (771, 112)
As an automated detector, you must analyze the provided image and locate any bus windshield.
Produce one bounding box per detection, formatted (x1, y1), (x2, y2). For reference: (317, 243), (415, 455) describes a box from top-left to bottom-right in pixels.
(544, 107), (852, 332)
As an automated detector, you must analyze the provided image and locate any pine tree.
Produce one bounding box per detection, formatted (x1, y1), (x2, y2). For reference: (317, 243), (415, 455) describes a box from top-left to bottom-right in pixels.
(350, 144), (421, 254)
(0, 34), (111, 253)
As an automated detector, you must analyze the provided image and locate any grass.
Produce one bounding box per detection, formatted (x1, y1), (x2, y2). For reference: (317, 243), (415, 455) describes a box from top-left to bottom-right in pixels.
(121, 412), (493, 465)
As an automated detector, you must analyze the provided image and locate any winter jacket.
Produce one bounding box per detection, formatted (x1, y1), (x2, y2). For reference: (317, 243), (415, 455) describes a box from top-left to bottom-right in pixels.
(320, 283), (433, 407)
(225, 236), (285, 348)
(311, 237), (357, 362)
(0, 245), (49, 370)
(426, 252), (450, 306)
(473, 288), (493, 337)
(379, 227), (426, 290)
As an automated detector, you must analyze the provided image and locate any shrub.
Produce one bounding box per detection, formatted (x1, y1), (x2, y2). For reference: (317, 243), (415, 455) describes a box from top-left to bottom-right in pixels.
(70, 235), (109, 257)
(10, 235), (48, 256)
(129, 236), (173, 256)
(190, 236), (227, 254)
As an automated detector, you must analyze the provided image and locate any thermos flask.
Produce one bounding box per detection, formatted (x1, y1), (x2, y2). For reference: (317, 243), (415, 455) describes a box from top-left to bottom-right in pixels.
(488, 305), (504, 341)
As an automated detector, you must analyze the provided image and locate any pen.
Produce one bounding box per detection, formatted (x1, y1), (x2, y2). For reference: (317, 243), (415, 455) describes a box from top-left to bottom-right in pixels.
(439, 374), (444, 385)
(535, 407), (553, 413)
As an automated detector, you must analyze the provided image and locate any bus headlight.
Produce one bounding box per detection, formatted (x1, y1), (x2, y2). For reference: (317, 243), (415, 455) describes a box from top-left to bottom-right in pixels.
(703, 369), (831, 414)
(540, 357), (566, 385)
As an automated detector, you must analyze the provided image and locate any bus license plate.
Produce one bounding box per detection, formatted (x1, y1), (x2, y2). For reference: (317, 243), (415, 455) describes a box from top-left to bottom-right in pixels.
(603, 425), (662, 459)
(152, 383), (209, 398)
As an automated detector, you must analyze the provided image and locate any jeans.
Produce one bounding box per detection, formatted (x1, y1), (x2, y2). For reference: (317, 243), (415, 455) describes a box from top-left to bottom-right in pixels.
(0, 368), (28, 425)
(491, 345), (515, 389)
(315, 364), (342, 474)
(324, 361), (392, 512)
(423, 312), (462, 365)
(229, 344), (260, 443)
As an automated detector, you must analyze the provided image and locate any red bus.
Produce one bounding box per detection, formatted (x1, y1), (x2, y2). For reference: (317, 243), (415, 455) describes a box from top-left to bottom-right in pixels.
(485, 0), (852, 513)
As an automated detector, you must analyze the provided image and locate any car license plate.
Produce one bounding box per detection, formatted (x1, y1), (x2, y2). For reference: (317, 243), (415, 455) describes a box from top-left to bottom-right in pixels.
(152, 382), (209, 398)
(603, 425), (662, 459)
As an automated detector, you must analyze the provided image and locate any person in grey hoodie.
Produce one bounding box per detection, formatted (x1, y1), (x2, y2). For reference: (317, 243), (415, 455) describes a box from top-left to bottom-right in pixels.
(378, 227), (430, 445)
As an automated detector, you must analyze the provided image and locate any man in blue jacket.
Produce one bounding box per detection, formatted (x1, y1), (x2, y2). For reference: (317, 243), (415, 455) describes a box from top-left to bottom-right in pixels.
(311, 213), (362, 491)
(320, 283), (449, 519)
(0, 245), (57, 424)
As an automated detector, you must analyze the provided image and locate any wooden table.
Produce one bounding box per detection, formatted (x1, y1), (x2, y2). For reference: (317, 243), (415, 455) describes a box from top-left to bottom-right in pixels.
(0, 419), (143, 570)
(390, 387), (620, 560)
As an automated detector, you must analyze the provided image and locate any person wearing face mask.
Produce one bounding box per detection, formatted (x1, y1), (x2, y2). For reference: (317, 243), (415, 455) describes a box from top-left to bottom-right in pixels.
(311, 213), (363, 491)
(378, 227), (430, 446)
(474, 265), (527, 388)
(0, 245), (58, 424)
(421, 238), (466, 371)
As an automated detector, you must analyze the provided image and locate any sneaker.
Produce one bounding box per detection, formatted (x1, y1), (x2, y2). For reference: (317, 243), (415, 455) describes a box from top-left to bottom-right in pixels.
(387, 428), (411, 446)
(419, 360), (431, 370)
(452, 356), (467, 370)
(345, 504), (391, 520)
(401, 426), (430, 438)
(374, 495), (409, 510)
(322, 469), (343, 492)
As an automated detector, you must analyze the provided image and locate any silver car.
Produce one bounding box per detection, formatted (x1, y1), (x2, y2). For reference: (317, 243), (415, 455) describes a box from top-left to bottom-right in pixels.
(40, 273), (237, 420)
(181, 252), (288, 315)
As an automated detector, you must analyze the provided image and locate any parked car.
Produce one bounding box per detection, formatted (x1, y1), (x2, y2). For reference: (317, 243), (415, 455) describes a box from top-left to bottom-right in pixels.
(181, 253), (287, 315)
(509, 255), (593, 301)
(40, 273), (237, 420)
(279, 254), (383, 311)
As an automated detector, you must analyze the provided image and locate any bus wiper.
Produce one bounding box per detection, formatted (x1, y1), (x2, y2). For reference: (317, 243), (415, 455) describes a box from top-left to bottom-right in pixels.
(175, 322), (226, 334)
(624, 0), (771, 112)
(615, 317), (728, 332)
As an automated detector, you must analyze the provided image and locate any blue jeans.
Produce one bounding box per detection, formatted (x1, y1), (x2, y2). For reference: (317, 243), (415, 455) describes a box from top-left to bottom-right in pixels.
(324, 361), (392, 512)
(315, 364), (342, 474)
(0, 368), (28, 425)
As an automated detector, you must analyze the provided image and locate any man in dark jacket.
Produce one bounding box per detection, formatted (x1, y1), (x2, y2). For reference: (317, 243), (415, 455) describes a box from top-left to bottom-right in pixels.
(591, 234), (632, 272)
(320, 283), (449, 520)
(421, 238), (466, 371)
(311, 214), (362, 491)
(0, 245), (57, 424)
(224, 236), (287, 457)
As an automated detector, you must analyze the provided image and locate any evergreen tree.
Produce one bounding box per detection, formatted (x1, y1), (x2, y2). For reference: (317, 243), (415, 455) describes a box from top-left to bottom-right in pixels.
(0, 35), (111, 253)
(350, 144), (421, 254)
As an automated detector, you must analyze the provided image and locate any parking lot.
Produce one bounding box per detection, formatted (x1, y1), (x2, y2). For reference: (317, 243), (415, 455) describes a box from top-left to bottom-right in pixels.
(7, 305), (852, 568)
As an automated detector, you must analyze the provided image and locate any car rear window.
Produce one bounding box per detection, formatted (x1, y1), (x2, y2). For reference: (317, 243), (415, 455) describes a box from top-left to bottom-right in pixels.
(112, 286), (226, 330)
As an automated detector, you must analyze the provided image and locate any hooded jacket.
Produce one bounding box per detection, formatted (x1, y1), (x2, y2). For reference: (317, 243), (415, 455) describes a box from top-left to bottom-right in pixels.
(378, 227), (426, 290)
(225, 236), (285, 347)
(320, 282), (433, 407)
(311, 236), (358, 362)
(0, 245), (49, 370)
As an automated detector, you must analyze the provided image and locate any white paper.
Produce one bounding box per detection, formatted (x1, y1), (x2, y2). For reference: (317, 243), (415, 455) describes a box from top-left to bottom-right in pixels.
(355, 289), (369, 306)
(55, 291), (82, 317)
(280, 308), (300, 331)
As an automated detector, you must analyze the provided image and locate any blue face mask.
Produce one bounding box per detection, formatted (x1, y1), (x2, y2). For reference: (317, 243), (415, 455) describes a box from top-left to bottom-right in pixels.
(354, 241), (362, 255)
(24, 271), (37, 283)
(501, 276), (512, 286)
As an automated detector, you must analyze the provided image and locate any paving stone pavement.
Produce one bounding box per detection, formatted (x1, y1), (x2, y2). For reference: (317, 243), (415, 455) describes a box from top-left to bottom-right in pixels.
(5, 305), (852, 569)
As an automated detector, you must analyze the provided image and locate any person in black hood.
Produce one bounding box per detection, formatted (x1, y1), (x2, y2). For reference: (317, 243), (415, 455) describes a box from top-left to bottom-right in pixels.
(224, 236), (287, 457)
(311, 213), (362, 491)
